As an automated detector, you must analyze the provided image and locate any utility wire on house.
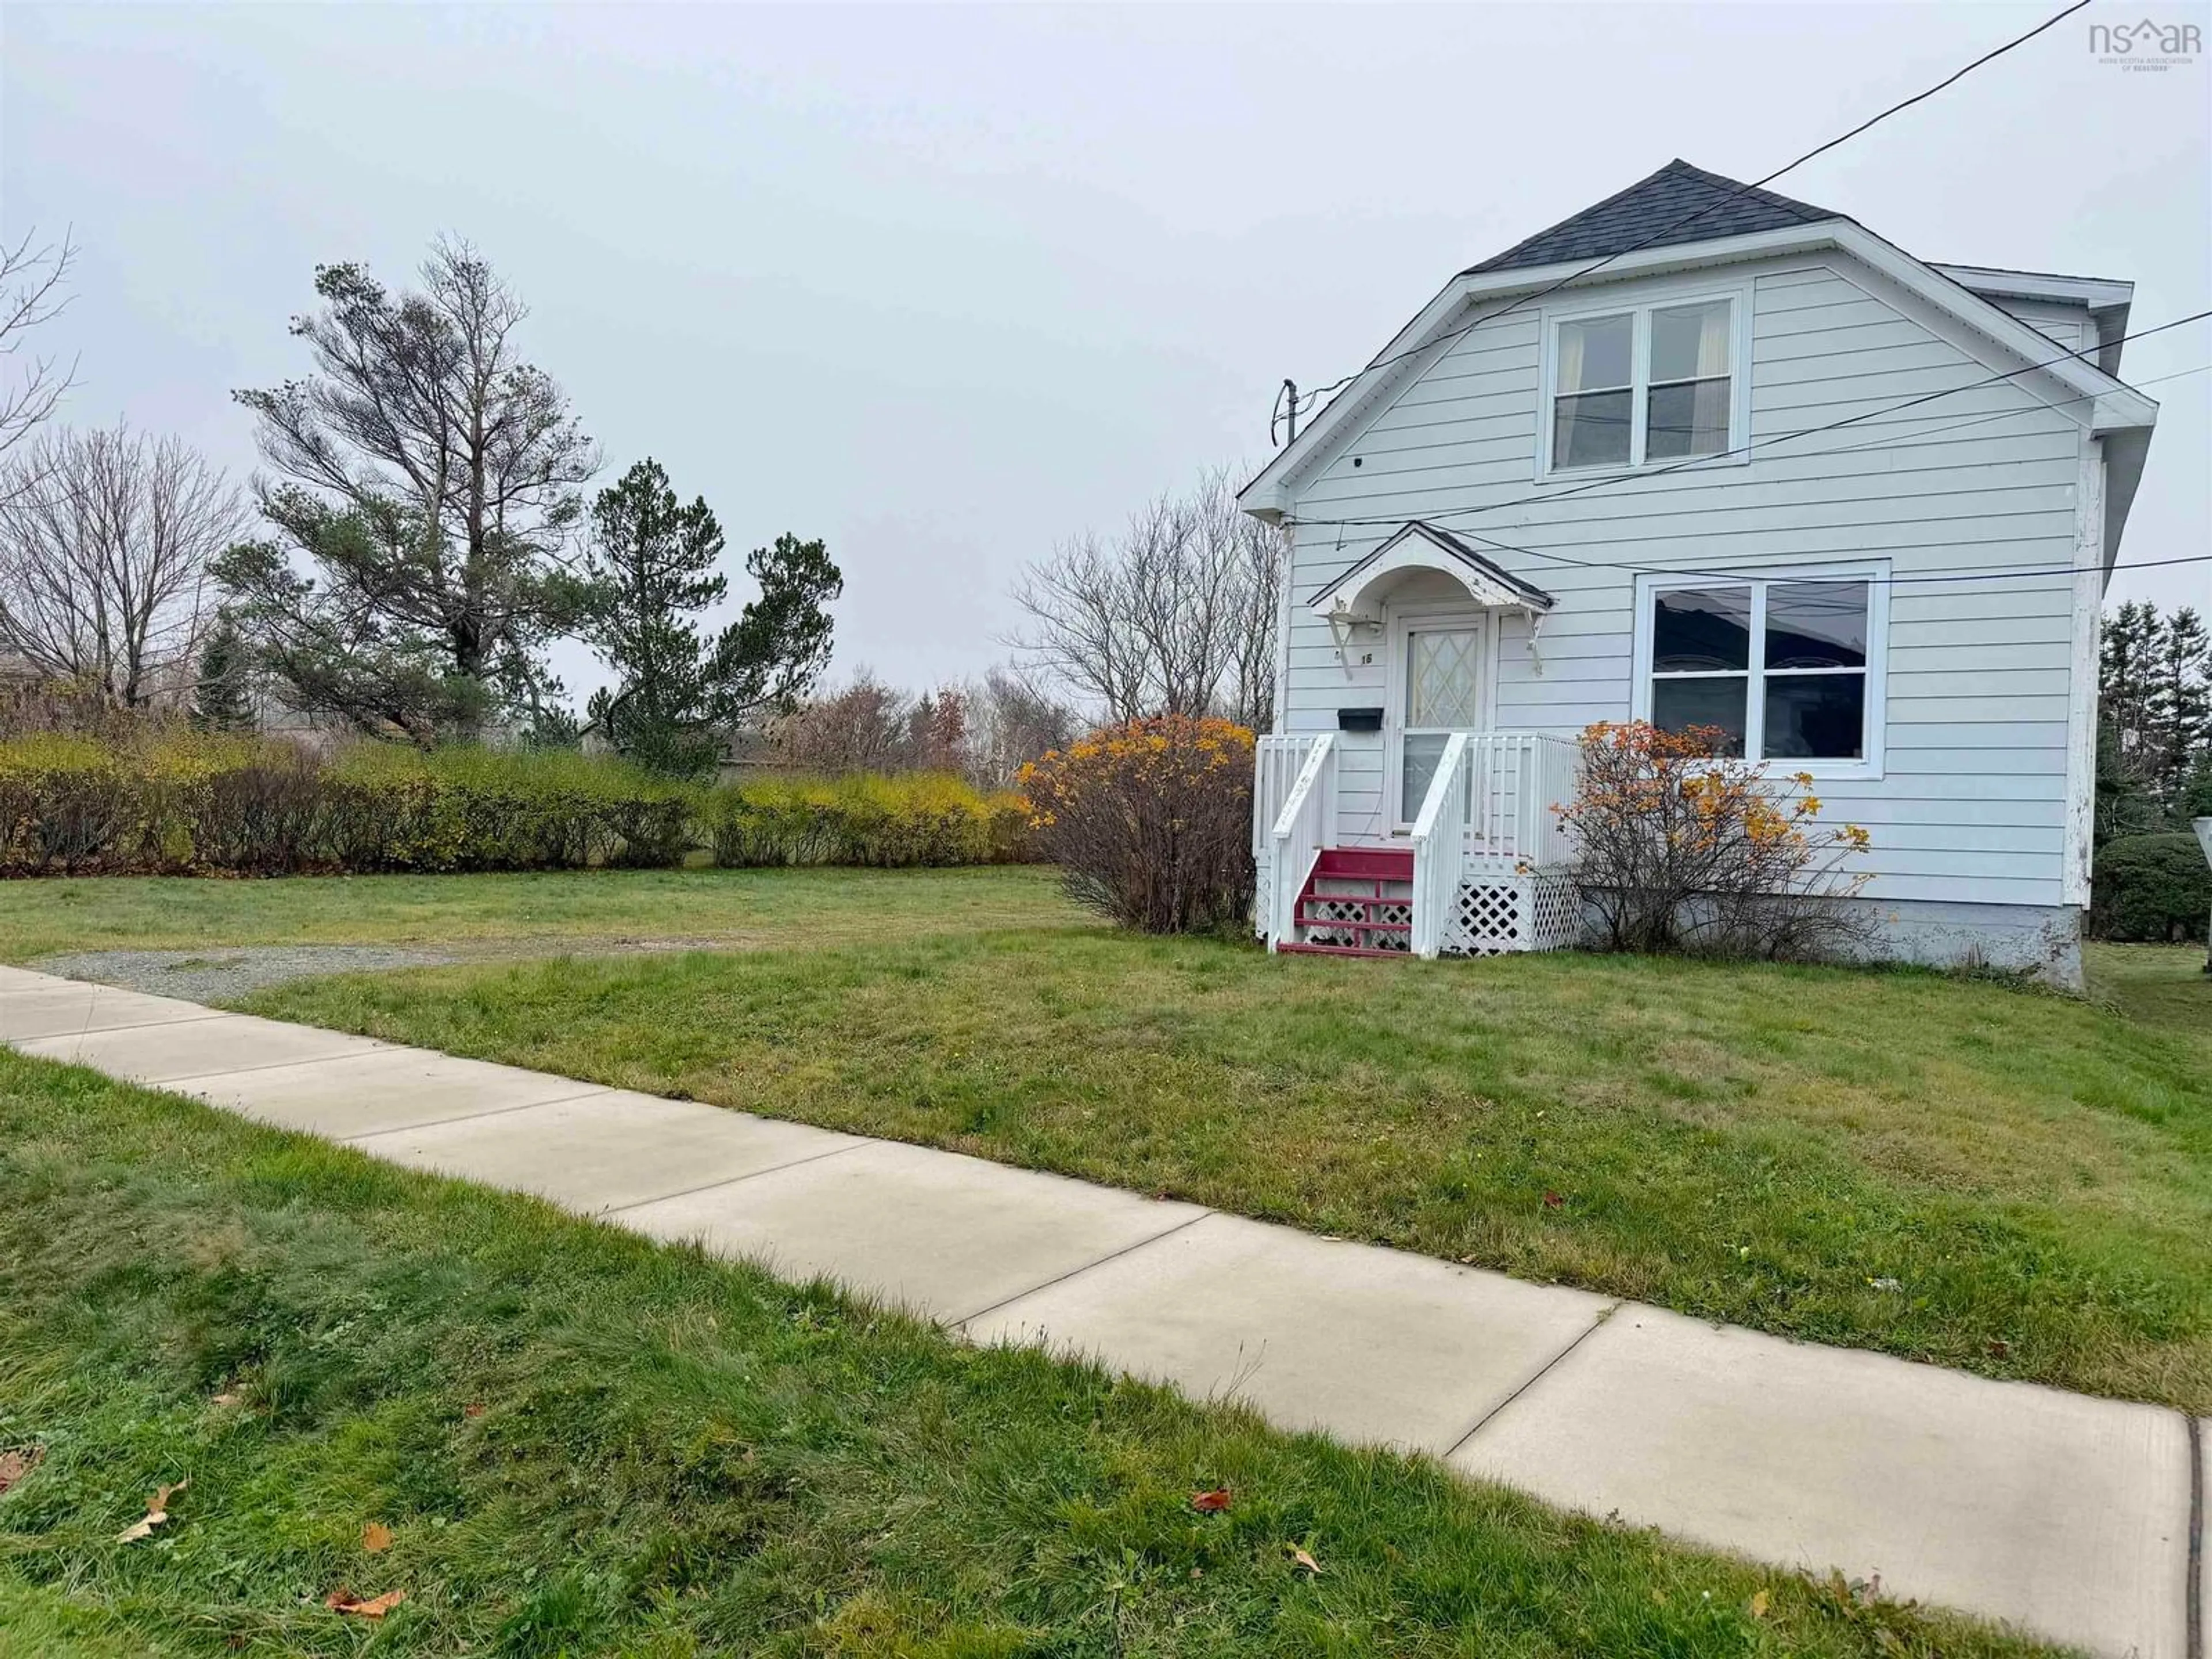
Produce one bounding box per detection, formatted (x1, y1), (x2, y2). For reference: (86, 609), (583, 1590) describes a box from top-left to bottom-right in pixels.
(1793, 361), (2210, 461)
(1274, 0), (2099, 435)
(1282, 307), (2212, 532)
(1308, 479), (2212, 591)
(1431, 531), (2211, 591)
(1476, 358), (2202, 478)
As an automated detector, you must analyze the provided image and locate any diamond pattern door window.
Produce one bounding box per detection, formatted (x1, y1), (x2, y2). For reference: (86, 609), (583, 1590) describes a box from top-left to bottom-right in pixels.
(1400, 627), (1484, 823)
(1407, 630), (1483, 728)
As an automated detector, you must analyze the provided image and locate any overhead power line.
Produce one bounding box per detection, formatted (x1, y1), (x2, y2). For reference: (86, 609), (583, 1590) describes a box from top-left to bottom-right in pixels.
(1279, 0), (2099, 425)
(1421, 522), (2212, 593)
(1805, 362), (2209, 461)
(1284, 307), (2211, 533)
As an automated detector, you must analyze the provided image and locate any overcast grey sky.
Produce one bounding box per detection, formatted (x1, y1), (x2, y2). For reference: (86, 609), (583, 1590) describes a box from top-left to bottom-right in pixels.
(5, 2), (2206, 706)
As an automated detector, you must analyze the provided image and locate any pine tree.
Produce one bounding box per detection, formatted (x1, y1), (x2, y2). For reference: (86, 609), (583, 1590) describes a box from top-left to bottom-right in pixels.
(2094, 722), (2158, 843)
(191, 615), (256, 732)
(2181, 750), (2212, 824)
(2099, 601), (2165, 751)
(214, 243), (596, 744)
(579, 459), (842, 779)
(2149, 606), (2210, 818)
(2096, 601), (2166, 842)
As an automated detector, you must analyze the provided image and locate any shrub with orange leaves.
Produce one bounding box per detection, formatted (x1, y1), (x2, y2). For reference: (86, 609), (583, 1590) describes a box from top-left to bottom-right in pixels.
(1558, 721), (1874, 960)
(1018, 714), (1256, 933)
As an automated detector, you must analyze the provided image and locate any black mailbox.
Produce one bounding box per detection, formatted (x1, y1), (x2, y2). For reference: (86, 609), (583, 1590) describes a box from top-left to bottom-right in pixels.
(1337, 707), (1384, 732)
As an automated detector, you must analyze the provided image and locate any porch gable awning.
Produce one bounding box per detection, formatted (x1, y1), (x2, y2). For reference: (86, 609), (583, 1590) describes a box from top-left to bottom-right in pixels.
(1308, 520), (1556, 623)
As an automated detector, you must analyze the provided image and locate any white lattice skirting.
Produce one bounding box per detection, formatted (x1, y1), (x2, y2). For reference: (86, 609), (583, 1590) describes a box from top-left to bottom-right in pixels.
(1442, 873), (1580, 956)
(1302, 889), (1414, 952)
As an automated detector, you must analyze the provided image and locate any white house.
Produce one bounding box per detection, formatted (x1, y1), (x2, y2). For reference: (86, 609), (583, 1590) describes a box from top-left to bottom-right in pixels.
(1240, 160), (2158, 985)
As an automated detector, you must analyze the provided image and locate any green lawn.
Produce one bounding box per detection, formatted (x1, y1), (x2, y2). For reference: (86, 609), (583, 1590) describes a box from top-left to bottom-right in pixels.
(231, 901), (2211, 1413)
(0, 1055), (2051, 1658)
(2086, 938), (2212, 1032)
(12, 867), (2208, 1411)
(0, 866), (1084, 964)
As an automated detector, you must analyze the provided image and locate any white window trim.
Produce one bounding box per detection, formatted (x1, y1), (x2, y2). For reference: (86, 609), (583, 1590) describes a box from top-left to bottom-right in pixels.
(1629, 562), (1889, 781)
(1382, 601), (1498, 832)
(1536, 282), (1754, 481)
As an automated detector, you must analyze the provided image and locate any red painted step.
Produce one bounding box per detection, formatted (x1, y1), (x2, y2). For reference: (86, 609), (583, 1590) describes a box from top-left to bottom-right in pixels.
(1285, 844), (1416, 958)
(1312, 846), (1414, 882)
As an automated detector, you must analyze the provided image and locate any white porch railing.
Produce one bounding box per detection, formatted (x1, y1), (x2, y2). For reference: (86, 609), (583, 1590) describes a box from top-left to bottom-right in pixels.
(1460, 731), (1580, 870)
(1263, 732), (1335, 951)
(1253, 728), (1578, 955)
(1409, 732), (1471, 958)
(1253, 733), (1317, 859)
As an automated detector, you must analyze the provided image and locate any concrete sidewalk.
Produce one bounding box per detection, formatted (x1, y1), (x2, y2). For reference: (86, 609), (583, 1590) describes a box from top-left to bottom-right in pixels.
(1, 963), (2197, 1658)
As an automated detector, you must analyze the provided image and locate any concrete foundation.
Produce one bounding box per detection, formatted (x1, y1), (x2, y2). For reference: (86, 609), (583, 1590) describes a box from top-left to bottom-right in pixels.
(1569, 893), (2088, 988)
(1847, 896), (2085, 990)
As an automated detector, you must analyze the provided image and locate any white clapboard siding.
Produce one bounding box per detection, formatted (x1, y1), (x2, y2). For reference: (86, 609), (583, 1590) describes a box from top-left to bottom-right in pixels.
(1976, 296), (2094, 353)
(1276, 251), (2096, 907)
(1806, 792), (2065, 824)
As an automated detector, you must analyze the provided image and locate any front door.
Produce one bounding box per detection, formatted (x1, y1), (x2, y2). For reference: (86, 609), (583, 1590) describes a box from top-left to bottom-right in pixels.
(1396, 619), (1487, 825)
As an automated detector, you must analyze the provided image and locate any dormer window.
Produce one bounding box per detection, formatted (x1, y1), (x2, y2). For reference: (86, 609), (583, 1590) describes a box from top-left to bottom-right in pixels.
(1544, 293), (1743, 474)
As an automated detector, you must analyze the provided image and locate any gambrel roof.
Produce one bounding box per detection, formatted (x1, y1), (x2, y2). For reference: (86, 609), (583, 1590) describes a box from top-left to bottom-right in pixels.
(1463, 160), (1847, 275)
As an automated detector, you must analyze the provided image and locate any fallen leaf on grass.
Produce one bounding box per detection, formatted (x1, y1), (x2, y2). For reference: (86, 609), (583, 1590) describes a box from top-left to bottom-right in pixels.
(1189, 1488), (1232, 1513)
(1747, 1588), (1770, 1619)
(325, 1588), (407, 1618)
(1541, 1192), (1564, 1210)
(116, 1479), (188, 1543)
(0, 1446), (43, 1495)
(362, 1522), (393, 1553)
(1287, 1546), (1323, 1575)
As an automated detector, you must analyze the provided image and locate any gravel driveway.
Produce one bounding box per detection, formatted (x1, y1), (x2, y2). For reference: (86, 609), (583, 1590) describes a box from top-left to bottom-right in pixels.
(32, 945), (461, 1004)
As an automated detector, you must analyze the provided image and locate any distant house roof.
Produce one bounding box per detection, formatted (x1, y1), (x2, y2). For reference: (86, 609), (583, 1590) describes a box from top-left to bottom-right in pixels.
(1462, 159), (1847, 275)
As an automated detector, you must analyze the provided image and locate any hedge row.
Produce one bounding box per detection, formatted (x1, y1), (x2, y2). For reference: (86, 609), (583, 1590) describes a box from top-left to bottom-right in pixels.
(2091, 832), (2211, 943)
(702, 772), (1029, 869)
(0, 734), (1031, 876)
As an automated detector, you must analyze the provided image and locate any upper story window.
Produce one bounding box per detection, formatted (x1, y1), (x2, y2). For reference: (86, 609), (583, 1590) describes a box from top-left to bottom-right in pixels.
(1547, 294), (1741, 474)
(1633, 568), (1888, 777)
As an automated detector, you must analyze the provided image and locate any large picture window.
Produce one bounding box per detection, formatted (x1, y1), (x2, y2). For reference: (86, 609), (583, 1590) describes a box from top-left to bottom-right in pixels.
(1546, 294), (1740, 474)
(1638, 572), (1884, 771)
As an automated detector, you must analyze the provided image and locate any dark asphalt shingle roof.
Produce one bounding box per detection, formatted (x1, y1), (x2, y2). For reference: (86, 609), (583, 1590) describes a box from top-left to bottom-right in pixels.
(1309, 521), (1558, 613)
(1463, 160), (1849, 276)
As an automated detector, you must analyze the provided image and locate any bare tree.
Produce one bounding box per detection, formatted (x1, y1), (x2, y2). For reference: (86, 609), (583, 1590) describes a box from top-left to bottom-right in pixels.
(1215, 487), (1285, 731)
(967, 666), (1078, 786)
(0, 424), (246, 706)
(768, 667), (1076, 787)
(1009, 468), (1282, 730)
(769, 671), (916, 774)
(0, 229), (78, 487)
(215, 237), (600, 742)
